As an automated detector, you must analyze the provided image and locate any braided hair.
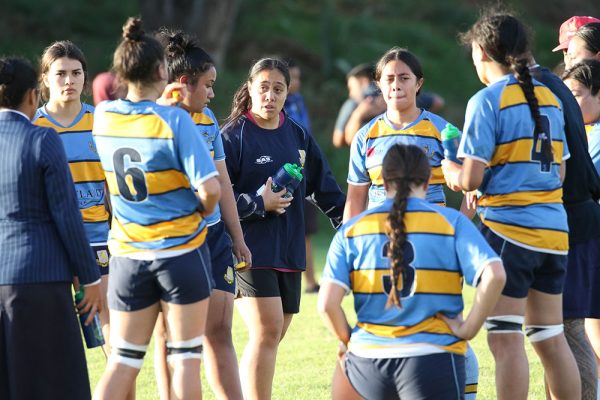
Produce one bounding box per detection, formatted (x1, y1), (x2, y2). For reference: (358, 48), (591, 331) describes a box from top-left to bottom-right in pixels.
(381, 144), (431, 308)
(461, 13), (552, 162)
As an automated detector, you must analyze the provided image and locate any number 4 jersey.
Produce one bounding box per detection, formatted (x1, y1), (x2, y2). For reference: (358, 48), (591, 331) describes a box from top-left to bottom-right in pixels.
(93, 99), (218, 258)
(458, 74), (570, 255)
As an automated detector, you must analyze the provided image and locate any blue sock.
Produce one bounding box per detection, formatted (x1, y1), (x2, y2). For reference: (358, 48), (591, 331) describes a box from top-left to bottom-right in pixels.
(464, 344), (479, 400)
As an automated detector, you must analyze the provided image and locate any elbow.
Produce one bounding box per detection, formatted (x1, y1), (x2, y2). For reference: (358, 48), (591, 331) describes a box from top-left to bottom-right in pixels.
(317, 293), (336, 316)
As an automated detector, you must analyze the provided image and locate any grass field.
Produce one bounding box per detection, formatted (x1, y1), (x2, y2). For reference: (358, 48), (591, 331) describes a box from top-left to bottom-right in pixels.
(85, 221), (547, 399)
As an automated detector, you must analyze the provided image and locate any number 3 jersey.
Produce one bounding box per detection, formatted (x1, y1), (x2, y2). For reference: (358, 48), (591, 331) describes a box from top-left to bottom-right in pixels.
(93, 99), (218, 258)
(33, 103), (109, 246)
(322, 197), (500, 358)
(458, 74), (570, 254)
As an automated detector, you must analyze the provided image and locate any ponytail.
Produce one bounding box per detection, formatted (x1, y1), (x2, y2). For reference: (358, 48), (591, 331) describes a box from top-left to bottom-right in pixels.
(381, 144), (430, 308)
(223, 82), (251, 128)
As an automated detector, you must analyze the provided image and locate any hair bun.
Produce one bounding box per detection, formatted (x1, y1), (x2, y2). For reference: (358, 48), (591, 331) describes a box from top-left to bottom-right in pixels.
(122, 17), (144, 41)
(0, 60), (14, 84)
(166, 32), (186, 58)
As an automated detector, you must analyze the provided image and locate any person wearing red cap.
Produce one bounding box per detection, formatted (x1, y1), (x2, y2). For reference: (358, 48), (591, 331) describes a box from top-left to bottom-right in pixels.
(566, 23), (600, 70)
(552, 16), (600, 67)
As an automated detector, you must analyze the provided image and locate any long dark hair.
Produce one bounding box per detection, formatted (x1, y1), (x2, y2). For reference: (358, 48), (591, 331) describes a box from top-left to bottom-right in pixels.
(113, 17), (164, 85)
(155, 28), (214, 84)
(381, 144), (431, 308)
(461, 13), (552, 161)
(0, 57), (38, 109)
(223, 57), (290, 128)
(563, 59), (600, 97)
(39, 40), (88, 102)
(375, 47), (424, 96)
(575, 22), (600, 55)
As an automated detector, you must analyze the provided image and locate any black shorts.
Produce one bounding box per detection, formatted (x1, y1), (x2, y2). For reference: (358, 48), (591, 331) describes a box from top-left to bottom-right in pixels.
(91, 244), (110, 276)
(563, 236), (600, 318)
(0, 283), (91, 400)
(345, 352), (465, 400)
(481, 226), (567, 298)
(236, 268), (302, 314)
(207, 221), (235, 294)
(108, 247), (212, 311)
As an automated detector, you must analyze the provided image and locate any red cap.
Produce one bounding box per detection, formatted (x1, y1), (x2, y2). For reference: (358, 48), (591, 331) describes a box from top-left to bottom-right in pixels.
(553, 16), (600, 52)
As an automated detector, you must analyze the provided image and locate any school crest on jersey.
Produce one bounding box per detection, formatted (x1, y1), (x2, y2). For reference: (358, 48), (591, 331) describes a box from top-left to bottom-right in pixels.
(96, 249), (109, 268)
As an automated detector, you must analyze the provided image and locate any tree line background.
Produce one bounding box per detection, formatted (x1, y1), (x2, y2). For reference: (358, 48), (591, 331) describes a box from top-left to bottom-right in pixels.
(2, 0), (599, 184)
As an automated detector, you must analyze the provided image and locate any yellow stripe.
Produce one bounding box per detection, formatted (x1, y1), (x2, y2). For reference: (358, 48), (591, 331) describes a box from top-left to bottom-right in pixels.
(482, 218), (568, 252)
(94, 112), (174, 139)
(346, 212), (454, 238)
(491, 139), (563, 166)
(351, 269), (462, 294)
(366, 119), (442, 140)
(358, 317), (454, 337)
(109, 224), (207, 254)
(500, 85), (561, 110)
(465, 384), (478, 394)
(479, 188), (563, 207)
(34, 113), (94, 133)
(192, 112), (214, 125)
(105, 169), (190, 196)
(69, 161), (105, 182)
(81, 205), (109, 223)
(368, 165), (444, 186)
(111, 213), (202, 242)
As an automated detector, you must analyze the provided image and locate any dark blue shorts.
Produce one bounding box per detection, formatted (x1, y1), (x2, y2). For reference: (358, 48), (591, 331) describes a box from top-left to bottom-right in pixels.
(481, 226), (567, 298)
(563, 237), (600, 319)
(108, 247), (212, 311)
(91, 244), (110, 276)
(345, 352), (465, 400)
(207, 221), (235, 294)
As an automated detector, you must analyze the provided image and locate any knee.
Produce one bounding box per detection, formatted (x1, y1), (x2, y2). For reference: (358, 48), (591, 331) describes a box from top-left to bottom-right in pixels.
(251, 322), (283, 347)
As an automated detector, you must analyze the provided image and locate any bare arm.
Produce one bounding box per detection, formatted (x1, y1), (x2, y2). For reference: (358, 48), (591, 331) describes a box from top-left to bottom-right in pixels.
(343, 96), (385, 146)
(214, 160), (252, 268)
(441, 158), (487, 192)
(197, 176), (221, 216)
(559, 160), (566, 183)
(439, 260), (506, 340)
(317, 282), (352, 345)
(332, 128), (347, 148)
(343, 184), (369, 223)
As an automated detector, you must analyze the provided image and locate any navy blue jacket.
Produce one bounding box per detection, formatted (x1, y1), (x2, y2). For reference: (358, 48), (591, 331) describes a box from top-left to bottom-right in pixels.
(0, 111), (100, 285)
(531, 66), (600, 244)
(222, 114), (345, 271)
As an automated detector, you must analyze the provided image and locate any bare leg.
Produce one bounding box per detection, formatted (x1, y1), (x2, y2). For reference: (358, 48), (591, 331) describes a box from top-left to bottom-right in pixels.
(93, 304), (160, 400)
(486, 295), (529, 400)
(527, 289), (581, 400)
(204, 289), (243, 400)
(162, 298), (210, 400)
(303, 236), (318, 291)
(99, 274), (111, 357)
(585, 318), (600, 376)
(564, 319), (597, 400)
(237, 297), (287, 400)
(153, 313), (170, 400)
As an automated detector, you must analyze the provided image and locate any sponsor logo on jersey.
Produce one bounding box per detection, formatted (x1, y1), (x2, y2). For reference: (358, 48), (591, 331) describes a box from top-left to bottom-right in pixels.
(255, 155), (273, 164)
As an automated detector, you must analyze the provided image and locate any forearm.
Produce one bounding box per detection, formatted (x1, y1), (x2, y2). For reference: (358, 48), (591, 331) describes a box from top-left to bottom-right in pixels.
(343, 184), (369, 222)
(462, 261), (506, 338)
(320, 306), (352, 345)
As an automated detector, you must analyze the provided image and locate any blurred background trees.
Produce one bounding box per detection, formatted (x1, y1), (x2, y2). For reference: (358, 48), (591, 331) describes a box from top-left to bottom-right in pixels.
(2, 0), (599, 185)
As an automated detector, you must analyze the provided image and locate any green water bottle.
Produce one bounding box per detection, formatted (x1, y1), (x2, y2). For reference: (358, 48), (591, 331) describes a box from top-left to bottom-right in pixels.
(74, 287), (105, 349)
(441, 123), (462, 164)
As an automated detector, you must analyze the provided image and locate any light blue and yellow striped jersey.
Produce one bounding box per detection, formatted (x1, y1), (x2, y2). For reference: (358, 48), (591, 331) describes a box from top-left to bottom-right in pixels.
(458, 75), (570, 255)
(93, 99), (218, 258)
(348, 111), (451, 207)
(322, 197), (499, 358)
(191, 107), (224, 226)
(586, 123), (600, 175)
(33, 103), (109, 245)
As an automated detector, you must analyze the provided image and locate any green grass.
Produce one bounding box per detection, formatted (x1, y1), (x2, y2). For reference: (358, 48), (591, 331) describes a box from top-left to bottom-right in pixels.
(85, 219), (547, 399)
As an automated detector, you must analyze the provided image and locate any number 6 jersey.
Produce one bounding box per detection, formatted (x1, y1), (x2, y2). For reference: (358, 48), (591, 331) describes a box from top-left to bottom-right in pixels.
(458, 74), (570, 255)
(93, 99), (218, 258)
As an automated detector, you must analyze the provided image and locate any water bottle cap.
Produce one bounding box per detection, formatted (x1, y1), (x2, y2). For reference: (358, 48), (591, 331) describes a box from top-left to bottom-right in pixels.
(283, 163), (303, 181)
(441, 123), (461, 140)
(74, 287), (85, 302)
